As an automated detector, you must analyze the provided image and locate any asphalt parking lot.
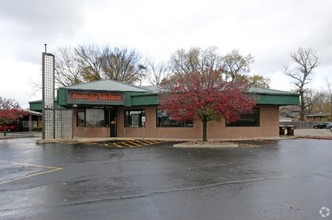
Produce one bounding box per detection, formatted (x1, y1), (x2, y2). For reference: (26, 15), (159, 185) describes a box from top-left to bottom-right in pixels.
(0, 137), (332, 220)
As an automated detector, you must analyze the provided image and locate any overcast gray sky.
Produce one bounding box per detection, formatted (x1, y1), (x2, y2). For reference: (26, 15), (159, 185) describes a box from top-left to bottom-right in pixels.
(0, 0), (331, 108)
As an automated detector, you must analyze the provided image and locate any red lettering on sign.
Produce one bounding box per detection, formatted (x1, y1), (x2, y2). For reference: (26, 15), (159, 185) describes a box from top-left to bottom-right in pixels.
(69, 91), (123, 102)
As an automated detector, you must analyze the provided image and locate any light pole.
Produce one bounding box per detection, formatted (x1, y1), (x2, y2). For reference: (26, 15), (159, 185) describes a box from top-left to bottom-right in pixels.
(138, 64), (147, 86)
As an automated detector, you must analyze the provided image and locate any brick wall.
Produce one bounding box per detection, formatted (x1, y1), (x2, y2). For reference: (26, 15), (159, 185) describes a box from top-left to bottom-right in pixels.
(72, 109), (111, 138)
(116, 105), (279, 140)
(72, 105), (279, 139)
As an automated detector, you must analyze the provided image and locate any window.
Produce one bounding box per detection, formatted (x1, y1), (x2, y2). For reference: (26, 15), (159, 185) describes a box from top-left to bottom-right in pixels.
(86, 109), (105, 127)
(156, 109), (193, 127)
(124, 110), (145, 127)
(226, 108), (260, 127)
(76, 109), (107, 127)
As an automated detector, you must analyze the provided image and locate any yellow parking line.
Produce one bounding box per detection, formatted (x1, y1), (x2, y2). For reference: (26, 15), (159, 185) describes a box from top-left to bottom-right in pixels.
(111, 143), (123, 148)
(120, 142), (135, 147)
(134, 140), (148, 145)
(0, 160), (62, 185)
(140, 140), (151, 144)
(142, 140), (158, 144)
(126, 141), (140, 147)
(0, 160), (61, 170)
(138, 140), (163, 145)
(129, 141), (145, 146)
(95, 140), (165, 148)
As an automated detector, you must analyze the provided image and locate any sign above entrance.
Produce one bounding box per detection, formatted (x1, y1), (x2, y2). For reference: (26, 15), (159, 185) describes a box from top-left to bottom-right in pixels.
(67, 90), (124, 105)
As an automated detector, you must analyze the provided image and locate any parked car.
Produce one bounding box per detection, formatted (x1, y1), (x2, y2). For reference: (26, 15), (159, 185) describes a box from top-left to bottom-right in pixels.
(313, 122), (329, 129)
(0, 124), (17, 132)
(326, 122), (332, 129)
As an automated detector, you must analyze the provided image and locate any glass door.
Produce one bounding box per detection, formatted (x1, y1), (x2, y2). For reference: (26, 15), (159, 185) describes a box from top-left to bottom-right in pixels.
(110, 107), (117, 137)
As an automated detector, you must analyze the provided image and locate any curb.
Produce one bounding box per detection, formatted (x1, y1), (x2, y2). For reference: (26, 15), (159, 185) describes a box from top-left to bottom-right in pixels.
(0, 135), (40, 140)
(295, 136), (332, 140)
(174, 143), (239, 148)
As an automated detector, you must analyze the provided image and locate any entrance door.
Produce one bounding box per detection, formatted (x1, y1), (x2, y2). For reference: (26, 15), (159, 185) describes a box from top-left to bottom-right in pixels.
(110, 107), (117, 137)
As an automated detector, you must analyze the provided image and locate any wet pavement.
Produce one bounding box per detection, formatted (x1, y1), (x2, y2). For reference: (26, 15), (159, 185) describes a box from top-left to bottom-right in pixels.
(0, 138), (331, 220)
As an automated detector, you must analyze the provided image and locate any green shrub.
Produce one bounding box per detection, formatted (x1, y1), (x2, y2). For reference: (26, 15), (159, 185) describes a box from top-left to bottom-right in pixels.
(32, 127), (43, 132)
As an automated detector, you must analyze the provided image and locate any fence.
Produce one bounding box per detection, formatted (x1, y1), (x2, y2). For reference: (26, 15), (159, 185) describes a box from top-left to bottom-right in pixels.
(280, 121), (328, 129)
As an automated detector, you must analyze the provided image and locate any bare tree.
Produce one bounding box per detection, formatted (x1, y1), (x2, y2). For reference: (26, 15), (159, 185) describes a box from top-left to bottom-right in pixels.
(169, 47), (223, 76)
(53, 44), (145, 86)
(303, 89), (325, 115)
(74, 44), (104, 82)
(235, 74), (270, 89)
(101, 47), (143, 84)
(284, 48), (318, 120)
(55, 47), (82, 87)
(222, 50), (254, 82)
(326, 79), (332, 120)
(248, 75), (270, 89)
(147, 62), (170, 85)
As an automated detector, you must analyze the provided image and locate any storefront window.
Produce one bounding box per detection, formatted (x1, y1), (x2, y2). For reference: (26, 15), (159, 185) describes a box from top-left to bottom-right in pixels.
(226, 108), (260, 127)
(76, 109), (106, 127)
(86, 109), (105, 127)
(156, 110), (193, 127)
(124, 110), (145, 127)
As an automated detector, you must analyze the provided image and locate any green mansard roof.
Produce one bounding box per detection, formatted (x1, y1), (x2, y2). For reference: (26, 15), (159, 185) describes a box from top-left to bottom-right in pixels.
(29, 80), (299, 110)
(64, 80), (149, 93)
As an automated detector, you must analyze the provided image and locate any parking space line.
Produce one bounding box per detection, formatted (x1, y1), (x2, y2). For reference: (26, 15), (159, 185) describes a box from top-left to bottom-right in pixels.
(133, 140), (146, 145)
(0, 160), (62, 185)
(142, 140), (158, 144)
(120, 142), (135, 147)
(96, 139), (166, 148)
(126, 141), (140, 147)
(111, 143), (123, 148)
(134, 140), (163, 146)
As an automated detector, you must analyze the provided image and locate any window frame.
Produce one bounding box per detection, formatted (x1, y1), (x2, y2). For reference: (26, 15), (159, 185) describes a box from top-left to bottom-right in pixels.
(156, 109), (193, 128)
(76, 108), (109, 128)
(225, 108), (260, 127)
(124, 109), (145, 128)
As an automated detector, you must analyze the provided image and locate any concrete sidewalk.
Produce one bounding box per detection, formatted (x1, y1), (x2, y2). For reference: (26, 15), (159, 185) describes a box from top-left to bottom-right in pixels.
(294, 128), (332, 138)
(0, 132), (42, 140)
(2, 129), (331, 143)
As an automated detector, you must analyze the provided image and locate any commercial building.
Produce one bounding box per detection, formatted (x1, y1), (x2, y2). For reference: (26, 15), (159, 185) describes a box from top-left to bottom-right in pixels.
(29, 80), (299, 140)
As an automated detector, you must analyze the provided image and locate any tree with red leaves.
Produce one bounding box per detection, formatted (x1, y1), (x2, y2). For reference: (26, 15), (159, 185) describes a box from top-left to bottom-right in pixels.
(0, 97), (25, 136)
(160, 70), (256, 142)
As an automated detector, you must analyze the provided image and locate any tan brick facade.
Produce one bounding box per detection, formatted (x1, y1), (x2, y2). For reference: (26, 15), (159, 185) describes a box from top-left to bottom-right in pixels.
(72, 111), (111, 138)
(73, 105), (279, 139)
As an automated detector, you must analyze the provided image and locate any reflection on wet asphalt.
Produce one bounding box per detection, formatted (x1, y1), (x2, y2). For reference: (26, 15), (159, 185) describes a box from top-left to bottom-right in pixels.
(0, 138), (331, 220)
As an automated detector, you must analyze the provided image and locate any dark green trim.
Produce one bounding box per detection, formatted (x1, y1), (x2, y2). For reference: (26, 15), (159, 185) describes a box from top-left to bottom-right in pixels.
(58, 88), (127, 107)
(57, 88), (67, 106)
(125, 93), (159, 106)
(255, 93), (299, 105)
(29, 100), (42, 112)
(30, 86), (299, 111)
